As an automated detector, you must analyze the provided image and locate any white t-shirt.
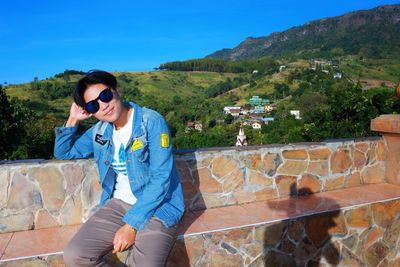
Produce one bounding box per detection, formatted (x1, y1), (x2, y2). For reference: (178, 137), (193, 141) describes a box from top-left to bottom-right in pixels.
(111, 108), (137, 205)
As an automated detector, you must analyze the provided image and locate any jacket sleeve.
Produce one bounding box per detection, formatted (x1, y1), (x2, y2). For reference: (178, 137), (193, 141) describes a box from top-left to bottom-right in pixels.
(122, 116), (173, 231)
(54, 125), (94, 160)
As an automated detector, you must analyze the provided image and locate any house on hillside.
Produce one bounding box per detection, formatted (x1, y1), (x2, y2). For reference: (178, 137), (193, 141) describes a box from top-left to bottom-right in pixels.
(249, 96), (270, 106)
(333, 72), (342, 79)
(251, 121), (263, 130)
(194, 122), (203, 132)
(290, 110), (301, 120)
(265, 105), (276, 113)
(185, 121), (203, 133)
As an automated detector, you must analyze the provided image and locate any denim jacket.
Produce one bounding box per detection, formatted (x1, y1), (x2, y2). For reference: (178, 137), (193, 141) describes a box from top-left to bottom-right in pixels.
(54, 101), (185, 231)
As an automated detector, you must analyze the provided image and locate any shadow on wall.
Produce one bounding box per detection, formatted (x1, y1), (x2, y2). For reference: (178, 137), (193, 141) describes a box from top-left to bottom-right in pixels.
(264, 185), (341, 267)
(166, 150), (206, 267)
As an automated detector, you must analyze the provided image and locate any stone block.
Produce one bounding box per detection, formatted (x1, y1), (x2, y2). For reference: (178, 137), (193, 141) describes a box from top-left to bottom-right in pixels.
(287, 220), (305, 242)
(308, 147), (331, 160)
(61, 163), (84, 195)
(255, 221), (287, 247)
(59, 193), (83, 225)
(345, 206), (372, 228)
(211, 227), (253, 249)
(81, 164), (102, 219)
(365, 241), (389, 267)
(363, 227), (385, 250)
(325, 176), (345, 191)
(377, 141), (385, 161)
(298, 174), (321, 193)
(322, 241), (341, 265)
(353, 150), (367, 170)
(233, 191), (256, 204)
(0, 169), (9, 208)
(29, 166), (66, 213)
(371, 200), (400, 228)
(305, 211), (347, 248)
(240, 153), (263, 171)
(248, 169), (272, 187)
(330, 149), (352, 174)
(307, 161), (328, 176)
(34, 209), (59, 230)
(345, 171), (362, 188)
(241, 242), (263, 259)
(361, 162), (385, 184)
(222, 168), (244, 193)
(294, 236), (318, 260)
(7, 172), (41, 212)
(283, 149), (308, 160)
(383, 220), (400, 248)
(263, 153), (282, 176)
(275, 175), (297, 196)
(277, 160), (308, 175)
(355, 142), (369, 153)
(212, 155), (238, 178)
(0, 212), (34, 233)
(254, 187), (278, 201)
(209, 249), (243, 267)
(200, 193), (235, 209)
(340, 246), (362, 267)
(195, 167), (221, 194)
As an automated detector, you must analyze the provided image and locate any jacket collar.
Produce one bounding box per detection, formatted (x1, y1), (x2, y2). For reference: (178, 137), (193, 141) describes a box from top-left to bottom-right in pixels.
(100, 101), (143, 140)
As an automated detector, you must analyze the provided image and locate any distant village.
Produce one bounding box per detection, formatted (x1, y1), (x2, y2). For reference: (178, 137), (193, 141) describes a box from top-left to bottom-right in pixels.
(185, 59), (345, 146)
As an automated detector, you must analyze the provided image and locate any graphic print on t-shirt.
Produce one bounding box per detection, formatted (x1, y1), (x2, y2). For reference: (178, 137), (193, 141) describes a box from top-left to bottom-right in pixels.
(111, 144), (128, 176)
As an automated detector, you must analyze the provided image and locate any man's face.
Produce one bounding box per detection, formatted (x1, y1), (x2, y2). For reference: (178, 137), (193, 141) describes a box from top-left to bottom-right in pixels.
(83, 83), (124, 123)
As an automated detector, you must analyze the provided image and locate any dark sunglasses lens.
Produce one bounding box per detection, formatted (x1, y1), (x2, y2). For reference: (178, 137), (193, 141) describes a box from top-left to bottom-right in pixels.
(85, 101), (99, 113)
(99, 88), (113, 103)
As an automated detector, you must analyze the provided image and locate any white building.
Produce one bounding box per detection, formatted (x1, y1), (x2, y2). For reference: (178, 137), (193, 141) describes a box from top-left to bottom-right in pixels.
(235, 125), (248, 146)
(224, 106), (242, 115)
(333, 72), (342, 79)
(290, 110), (301, 120)
(251, 121), (263, 130)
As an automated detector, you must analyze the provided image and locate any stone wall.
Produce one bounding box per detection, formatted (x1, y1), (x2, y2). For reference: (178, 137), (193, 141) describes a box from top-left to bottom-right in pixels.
(167, 198), (400, 267)
(0, 137), (386, 233)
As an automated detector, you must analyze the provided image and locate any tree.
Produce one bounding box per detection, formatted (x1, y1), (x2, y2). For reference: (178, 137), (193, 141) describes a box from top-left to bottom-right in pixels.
(0, 86), (31, 159)
(224, 114), (234, 124)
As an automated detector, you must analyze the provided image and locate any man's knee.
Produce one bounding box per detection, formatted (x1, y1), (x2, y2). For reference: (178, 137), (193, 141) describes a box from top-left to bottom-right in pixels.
(63, 241), (93, 266)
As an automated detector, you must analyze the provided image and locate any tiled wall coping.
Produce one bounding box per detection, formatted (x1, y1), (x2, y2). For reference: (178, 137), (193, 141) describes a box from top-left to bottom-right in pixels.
(0, 136), (388, 233)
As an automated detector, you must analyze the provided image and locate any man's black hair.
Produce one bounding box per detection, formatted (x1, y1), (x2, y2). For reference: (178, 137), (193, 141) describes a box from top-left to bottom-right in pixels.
(73, 70), (118, 107)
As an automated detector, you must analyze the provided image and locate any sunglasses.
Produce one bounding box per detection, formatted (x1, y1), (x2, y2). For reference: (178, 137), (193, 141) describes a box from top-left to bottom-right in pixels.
(84, 88), (114, 113)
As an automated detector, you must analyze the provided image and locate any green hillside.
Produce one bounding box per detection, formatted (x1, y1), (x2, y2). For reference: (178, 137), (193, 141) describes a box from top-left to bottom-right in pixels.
(207, 5), (400, 61)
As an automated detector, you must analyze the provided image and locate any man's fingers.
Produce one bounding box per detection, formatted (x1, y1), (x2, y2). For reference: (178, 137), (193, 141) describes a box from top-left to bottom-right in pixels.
(112, 241), (123, 254)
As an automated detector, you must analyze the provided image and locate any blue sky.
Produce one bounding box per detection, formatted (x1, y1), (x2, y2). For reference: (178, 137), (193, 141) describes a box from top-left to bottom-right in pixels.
(1, 0), (399, 84)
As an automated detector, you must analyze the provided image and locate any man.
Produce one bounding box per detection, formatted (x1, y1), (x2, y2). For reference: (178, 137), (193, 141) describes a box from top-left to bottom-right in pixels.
(54, 70), (185, 266)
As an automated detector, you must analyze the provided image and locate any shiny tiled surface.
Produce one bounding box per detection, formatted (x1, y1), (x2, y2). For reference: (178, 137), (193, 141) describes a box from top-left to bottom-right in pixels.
(0, 233), (13, 259)
(1, 225), (81, 260)
(1, 183), (400, 261)
(177, 210), (208, 236)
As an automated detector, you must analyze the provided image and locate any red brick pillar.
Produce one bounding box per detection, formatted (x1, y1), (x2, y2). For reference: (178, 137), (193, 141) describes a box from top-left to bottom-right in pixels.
(371, 114), (400, 184)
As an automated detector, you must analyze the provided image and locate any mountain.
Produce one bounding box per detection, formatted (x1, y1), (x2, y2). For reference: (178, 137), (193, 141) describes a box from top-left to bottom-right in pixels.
(207, 4), (400, 60)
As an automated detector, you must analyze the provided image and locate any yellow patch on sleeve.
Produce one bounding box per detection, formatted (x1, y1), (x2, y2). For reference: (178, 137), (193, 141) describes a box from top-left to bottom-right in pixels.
(131, 139), (144, 151)
(160, 133), (169, 148)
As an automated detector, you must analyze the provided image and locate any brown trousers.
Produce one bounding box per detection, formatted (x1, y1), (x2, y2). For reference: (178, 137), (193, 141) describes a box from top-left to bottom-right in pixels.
(63, 198), (178, 267)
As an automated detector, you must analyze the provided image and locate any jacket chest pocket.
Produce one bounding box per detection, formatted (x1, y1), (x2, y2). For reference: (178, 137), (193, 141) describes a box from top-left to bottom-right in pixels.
(130, 135), (149, 163)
